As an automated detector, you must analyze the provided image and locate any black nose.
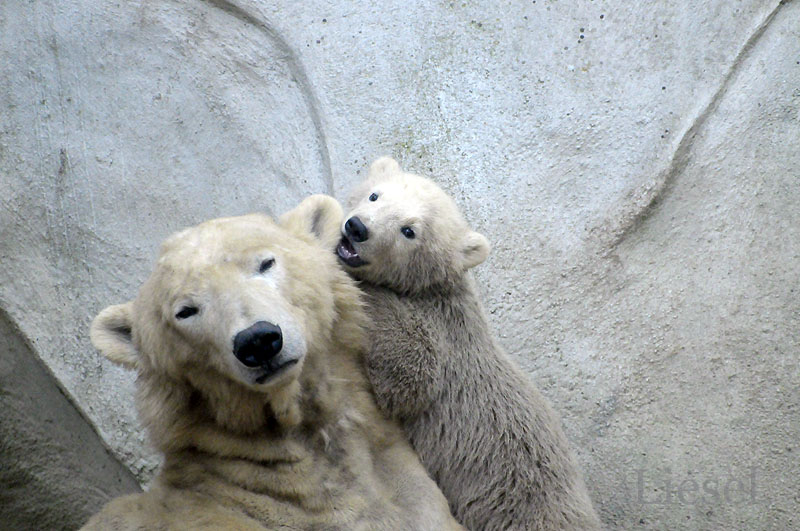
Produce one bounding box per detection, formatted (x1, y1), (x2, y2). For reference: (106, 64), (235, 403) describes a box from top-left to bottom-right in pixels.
(344, 216), (369, 242)
(233, 321), (283, 367)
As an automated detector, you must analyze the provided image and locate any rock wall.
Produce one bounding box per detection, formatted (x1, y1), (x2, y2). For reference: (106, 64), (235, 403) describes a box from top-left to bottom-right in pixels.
(1, 1), (797, 528)
(0, 309), (140, 529)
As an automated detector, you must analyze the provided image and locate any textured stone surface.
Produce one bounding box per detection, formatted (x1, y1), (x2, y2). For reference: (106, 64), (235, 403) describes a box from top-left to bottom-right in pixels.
(0, 309), (141, 530)
(1, 0), (798, 528)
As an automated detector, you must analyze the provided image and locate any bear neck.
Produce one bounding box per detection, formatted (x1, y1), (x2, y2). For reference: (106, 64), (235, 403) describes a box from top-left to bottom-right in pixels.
(385, 271), (462, 298)
(390, 269), (475, 299)
(404, 273), (496, 346)
(134, 352), (344, 456)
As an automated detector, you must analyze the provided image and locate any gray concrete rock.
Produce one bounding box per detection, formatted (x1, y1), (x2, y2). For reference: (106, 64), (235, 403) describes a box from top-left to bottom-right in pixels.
(0, 308), (140, 530)
(1, 0), (797, 529)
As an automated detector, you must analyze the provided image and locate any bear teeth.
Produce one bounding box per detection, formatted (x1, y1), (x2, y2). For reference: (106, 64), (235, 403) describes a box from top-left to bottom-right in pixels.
(337, 237), (357, 259)
(336, 237), (366, 267)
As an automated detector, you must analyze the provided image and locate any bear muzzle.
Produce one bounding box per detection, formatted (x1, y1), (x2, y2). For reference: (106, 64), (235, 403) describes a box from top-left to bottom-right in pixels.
(338, 216), (370, 268)
(344, 216), (369, 242)
(233, 321), (284, 368)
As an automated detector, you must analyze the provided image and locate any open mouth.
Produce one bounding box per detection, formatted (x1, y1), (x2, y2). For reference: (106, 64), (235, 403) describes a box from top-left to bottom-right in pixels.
(336, 236), (367, 267)
(254, 358), (299, 385)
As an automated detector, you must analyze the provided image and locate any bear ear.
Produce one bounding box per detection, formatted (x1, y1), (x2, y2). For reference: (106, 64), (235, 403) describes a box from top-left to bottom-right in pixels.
(460, 231), (490, 270)
(368, 156), (402, 181)
(90, 302), (139, 369)
(280, 194), (344, 249)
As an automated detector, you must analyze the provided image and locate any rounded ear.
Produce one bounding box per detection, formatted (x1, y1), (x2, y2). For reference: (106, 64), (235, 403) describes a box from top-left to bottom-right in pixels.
(280, 194), (344, 249)
(461, 231), (490, 270)
(90, 303), (138, 369)
(368, 156), (401, 181)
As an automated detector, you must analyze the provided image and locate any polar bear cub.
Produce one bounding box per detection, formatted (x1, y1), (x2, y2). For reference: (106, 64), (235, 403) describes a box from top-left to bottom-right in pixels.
(336, 158), (602, 530)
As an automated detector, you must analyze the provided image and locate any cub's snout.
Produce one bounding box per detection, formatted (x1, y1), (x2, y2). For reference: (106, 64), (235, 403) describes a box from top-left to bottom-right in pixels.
(344, 216), (369, 242)
(233, 321), (283, 367)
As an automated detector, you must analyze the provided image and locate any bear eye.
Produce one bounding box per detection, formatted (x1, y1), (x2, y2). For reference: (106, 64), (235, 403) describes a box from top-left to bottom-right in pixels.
(369, 192), (378, 202)
(401, 227), (415, 239)
(175, 306), (199, 320)
(259, 258), (275, 273)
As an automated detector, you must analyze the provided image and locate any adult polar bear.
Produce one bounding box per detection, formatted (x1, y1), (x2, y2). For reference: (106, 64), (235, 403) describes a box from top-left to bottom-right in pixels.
(84, 196), (462, 530)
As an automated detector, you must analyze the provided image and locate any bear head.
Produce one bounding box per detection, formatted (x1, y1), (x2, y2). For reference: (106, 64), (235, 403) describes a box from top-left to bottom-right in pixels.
(336, 157), (490, 295)
(90, 195), (358, 441)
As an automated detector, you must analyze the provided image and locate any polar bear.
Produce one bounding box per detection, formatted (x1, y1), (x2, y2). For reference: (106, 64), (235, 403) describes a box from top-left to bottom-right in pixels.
(83, 196), (462, 530)
(335, 158), (602, 530)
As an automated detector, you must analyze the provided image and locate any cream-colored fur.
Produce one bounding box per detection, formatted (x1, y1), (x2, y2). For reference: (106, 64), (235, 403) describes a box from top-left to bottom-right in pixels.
(336, 159), (602, 530)
(83, 196), (462, 530)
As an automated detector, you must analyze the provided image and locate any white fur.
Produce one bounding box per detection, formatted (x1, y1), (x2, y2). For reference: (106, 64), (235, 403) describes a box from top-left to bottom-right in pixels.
(338, 158), (602, 530)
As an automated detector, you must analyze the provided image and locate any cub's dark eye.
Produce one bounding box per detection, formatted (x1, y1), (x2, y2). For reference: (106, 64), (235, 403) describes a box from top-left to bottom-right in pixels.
(175, 306), (199, 320)
(369, 193), (378, 202)
(401, 227), (415, 239)
(259, 258), (275, 273)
